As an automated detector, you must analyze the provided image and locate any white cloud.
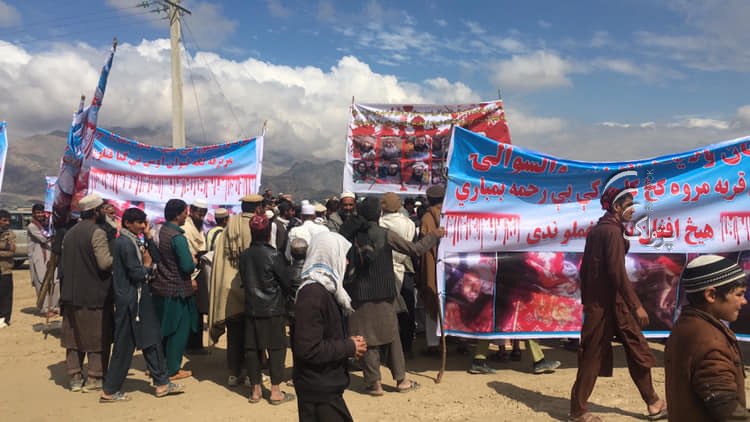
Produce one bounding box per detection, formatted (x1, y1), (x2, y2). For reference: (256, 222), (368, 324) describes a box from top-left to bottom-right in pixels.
(490, 51), (573, 91)
(599, 122), (631, 128)
(464, 21), (486, 36)
(670, 118), (730, 130)
(266, 0), (291, 18)
(435, 19), (448, 27)
(506, 108), (566, 135)
(0, 0), (21, 28)
(590, 30), (611, 47)
(640, 121), (656, 129)
(737, 105), (750, 126)
(537, 20), (551, 29)
(0, 39), (486, 167)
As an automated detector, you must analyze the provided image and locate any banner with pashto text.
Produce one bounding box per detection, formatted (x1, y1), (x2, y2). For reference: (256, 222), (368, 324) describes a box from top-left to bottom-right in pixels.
(85, 128), (263, 222)
(438, 127), (750, 340)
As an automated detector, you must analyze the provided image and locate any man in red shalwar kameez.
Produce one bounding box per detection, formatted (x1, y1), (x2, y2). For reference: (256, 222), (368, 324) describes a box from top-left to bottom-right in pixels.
(569, 187), (668, 422)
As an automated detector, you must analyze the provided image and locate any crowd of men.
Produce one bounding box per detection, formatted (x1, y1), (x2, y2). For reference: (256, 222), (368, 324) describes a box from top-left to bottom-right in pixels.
(0, 184), (747, 421)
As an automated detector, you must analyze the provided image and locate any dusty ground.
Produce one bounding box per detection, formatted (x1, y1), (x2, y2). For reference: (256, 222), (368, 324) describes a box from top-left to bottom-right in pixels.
(1, 267), (748, 421)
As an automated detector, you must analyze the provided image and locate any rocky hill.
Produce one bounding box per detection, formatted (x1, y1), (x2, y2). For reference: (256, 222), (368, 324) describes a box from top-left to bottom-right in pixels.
(0, 129), (344, 208)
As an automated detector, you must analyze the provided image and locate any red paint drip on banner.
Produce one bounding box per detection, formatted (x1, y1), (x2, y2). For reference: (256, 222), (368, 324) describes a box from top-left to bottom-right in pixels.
(720, 212), (750, 246)
(444, 212), (521, 249)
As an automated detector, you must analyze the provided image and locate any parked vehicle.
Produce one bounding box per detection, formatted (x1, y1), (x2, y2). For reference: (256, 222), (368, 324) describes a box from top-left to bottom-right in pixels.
(10, 208), (31, 268)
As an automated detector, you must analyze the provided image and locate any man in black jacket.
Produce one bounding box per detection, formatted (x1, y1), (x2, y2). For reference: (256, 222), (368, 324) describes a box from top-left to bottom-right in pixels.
(239, 214), (293, 405)
(293, 231), (367, 422)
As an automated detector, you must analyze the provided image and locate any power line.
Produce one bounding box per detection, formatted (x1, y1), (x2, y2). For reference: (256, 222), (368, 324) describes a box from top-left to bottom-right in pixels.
(181, 19), (249, 139)
(0, 16), (166, 50)
(0, 4), (154, 38)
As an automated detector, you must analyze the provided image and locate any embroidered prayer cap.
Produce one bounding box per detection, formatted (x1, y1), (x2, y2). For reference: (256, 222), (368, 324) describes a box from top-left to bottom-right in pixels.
(240, 194), (263, 203)
(340, 191), (356, 200)
(79, 194), (104, 212)
(214, 208), (229, 218)
(191, 199), (209, 209)
(681, 254), (747, 293)
(249, 214), (269, 232)
(300, 204), (316, 216)
(426, 185), (445, 199)
(381, 192), (401, 213)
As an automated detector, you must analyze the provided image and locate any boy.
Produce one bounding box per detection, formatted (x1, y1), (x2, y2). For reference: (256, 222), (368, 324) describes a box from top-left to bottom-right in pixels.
(665, 254), (749, 421)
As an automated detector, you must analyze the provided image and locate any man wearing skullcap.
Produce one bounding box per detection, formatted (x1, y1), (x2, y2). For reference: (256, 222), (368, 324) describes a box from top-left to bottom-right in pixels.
(287, 203), (329, 261)
(60, 193), (114, 392)
(240, 214), (294, 405)
(326, 192), (356, 233)
(184, 199), (209, 354)
(417, 185), (445, 357)
(206, 208), (229, 252)
(208, 193), (263, 387)
(665, 255), (748, 422)
(569, 186), (667, 422)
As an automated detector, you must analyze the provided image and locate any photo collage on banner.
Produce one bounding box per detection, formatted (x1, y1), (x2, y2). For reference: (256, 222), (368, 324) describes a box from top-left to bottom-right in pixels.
(439, 127), (750, 339)
(345, 101), (511, 195)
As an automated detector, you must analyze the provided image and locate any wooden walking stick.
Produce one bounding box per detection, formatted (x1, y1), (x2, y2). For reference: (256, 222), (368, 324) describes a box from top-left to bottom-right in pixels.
(435, 290), (447, 384)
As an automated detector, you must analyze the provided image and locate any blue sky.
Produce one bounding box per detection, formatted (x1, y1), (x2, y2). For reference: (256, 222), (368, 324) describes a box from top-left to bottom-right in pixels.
(1, 0), (750, 166)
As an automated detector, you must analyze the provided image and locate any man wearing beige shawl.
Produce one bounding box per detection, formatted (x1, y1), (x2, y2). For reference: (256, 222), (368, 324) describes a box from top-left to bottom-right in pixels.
(183, 200), (209, 354)
(208, 194), (263, 386)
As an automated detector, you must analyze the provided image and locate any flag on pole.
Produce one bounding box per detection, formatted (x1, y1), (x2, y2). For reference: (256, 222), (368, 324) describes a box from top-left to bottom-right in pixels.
(53, 39), (117, 224)
(0, 122), (8, 193)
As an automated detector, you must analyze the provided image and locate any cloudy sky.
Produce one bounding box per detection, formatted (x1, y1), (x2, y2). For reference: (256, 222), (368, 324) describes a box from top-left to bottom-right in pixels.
(1, 0), (750, 166)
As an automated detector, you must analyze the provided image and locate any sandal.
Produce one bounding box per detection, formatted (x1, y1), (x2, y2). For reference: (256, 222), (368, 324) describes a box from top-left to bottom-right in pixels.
(568, 413), (602, 422)
(99, 391), (131, 403)
(269, 391), (295, 405)
(647, 401), (668, 421)
(248, 393), (262, 404)
(397, 380), (420, 393)
(155, 382), (185, 398)
(365, 384), (384, 396)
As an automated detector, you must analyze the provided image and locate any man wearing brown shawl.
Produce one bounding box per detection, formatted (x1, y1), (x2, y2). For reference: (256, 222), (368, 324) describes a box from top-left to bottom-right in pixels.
(569, 187), (667, 422)
(208, 194), (263, 386)
(417, 185), (444, 354)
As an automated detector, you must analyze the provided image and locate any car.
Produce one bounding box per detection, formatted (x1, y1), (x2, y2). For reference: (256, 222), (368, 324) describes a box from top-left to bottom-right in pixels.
(10, 208), (32, 268)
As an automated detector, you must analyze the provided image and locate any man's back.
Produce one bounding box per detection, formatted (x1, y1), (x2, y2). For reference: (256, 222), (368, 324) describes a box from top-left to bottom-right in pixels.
(61, 220), (112, 307)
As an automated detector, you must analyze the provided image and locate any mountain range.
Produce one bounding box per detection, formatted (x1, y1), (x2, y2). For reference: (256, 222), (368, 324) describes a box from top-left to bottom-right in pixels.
(0, 128), (344, 208)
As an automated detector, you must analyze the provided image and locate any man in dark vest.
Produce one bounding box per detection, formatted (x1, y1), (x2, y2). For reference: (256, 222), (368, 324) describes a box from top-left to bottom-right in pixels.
(60, 193), (114, 392)
(343, 197), (443, 396)
(151, 199), (197, 381)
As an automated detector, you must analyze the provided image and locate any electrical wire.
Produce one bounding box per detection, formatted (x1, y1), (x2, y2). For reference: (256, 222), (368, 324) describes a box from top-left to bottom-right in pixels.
(0, 6), (156, 38)
(183, 46), (209, 145)
(181, 19), (249, 139)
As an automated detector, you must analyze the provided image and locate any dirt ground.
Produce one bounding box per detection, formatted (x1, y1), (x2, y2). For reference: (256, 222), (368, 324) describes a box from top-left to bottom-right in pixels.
(1, 267), (748, 421)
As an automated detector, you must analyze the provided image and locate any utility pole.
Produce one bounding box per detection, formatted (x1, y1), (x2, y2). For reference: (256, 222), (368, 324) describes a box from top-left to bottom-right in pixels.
(162, 0), (191, 148)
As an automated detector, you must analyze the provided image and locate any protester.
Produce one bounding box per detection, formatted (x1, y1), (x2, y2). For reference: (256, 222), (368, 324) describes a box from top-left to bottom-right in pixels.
(343, 197), (443, 396)
(28, 204), (56, 316)
(184, 199), (209, 354)
(100, 208), (185, 402)
(287, 238), (308, 320)
(208, 194), (263, 387)
(0, 209), (15, 329)
(417, 185), (444, 356)
(293, 231), (366, 422)
(665, 255), (748, 421)
(378, 192), (417, 359)
(326, 192), (356, 233)
(60, 194), (114, 392)
(569, 187), (667, 422)
(206, 208), (229, 252)
(287, 203), (328, 260)
(100, 202), (119, 241)
(240, 214), (293, 405)
(151, 199), (197, 381)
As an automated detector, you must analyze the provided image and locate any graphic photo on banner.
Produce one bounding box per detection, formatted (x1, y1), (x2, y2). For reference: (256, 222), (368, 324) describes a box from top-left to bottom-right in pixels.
(344, 101), (511, 195)
(438, 127), (750, 340)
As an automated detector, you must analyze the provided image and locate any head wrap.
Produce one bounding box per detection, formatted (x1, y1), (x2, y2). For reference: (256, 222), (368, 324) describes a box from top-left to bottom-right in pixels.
(381, 192), (401, 213)
(681, 254), (747, 293)
(79, 194), (103, 212)
(297, 231), (354, 314)
(191, 199), (209, 209)
(249, 214), (269, 239)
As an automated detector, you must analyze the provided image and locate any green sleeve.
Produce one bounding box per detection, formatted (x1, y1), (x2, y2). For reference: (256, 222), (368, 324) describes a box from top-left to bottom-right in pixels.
(171, 234), (196, 275)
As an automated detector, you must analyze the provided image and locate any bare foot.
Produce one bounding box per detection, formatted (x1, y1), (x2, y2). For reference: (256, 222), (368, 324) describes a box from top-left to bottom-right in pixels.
(647, 398), (667, 419)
